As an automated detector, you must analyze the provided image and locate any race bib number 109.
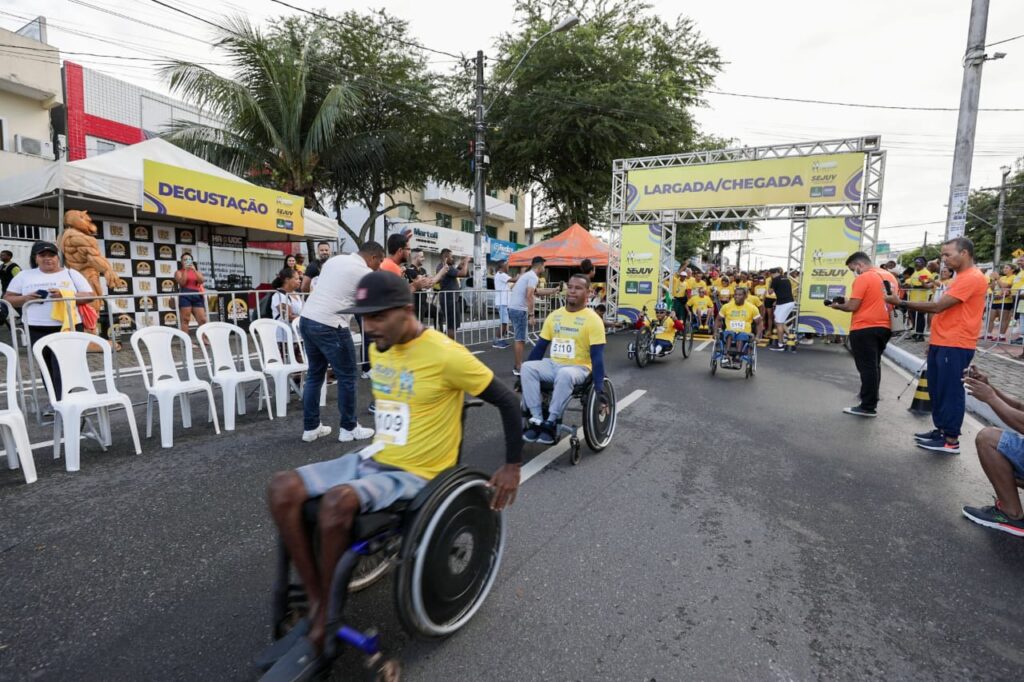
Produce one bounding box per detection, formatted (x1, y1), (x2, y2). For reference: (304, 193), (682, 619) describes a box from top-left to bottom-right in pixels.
(374, 400), (410, 446)
(551, 337), (576, 359)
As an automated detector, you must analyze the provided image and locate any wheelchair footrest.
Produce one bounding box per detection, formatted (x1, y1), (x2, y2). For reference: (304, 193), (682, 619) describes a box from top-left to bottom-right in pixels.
(336, 626), (380, 656)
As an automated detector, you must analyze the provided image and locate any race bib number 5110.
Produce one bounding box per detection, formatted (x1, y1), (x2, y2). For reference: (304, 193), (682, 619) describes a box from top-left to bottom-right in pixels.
(374, 400), (410, 446)
(551, 337), (576, 359)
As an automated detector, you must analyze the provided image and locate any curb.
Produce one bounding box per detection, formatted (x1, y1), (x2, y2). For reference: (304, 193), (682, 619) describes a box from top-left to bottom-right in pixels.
(883, 344), (1006, 429)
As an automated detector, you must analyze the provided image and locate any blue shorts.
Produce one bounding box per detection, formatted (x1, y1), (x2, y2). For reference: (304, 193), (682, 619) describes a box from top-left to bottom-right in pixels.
(509, 308), (528, 341)
(498, 305), (509, 324)
(296, 452), (428, 513)
(998, 430), (1024, 478)
(721, 330), (751, 344)
(179, 292), (205, 309)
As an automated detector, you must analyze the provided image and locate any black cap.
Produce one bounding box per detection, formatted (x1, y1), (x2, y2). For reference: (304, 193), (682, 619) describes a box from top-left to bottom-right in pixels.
(914, 256), (927, 264)
(31, 240), (59, 257)
(341, 271), (412, 314)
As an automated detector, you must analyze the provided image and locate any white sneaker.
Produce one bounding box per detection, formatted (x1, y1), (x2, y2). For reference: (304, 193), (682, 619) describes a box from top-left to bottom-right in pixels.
(339, 424), (374, 442)
(360, 371), (372, 380)
(302, 424), (332, 442)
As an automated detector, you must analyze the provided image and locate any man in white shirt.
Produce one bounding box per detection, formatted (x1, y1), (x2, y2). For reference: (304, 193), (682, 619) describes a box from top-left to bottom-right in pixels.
(509, 257), (546, 376)
(492, 259), (514, 349)
(298, 241), (383, 443)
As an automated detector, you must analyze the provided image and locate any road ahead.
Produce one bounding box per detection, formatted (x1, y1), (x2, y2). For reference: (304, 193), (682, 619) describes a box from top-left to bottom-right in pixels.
(2, 335), (1023, 681)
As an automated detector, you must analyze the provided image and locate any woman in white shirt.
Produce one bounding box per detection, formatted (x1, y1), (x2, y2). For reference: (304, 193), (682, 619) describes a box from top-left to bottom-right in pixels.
(270, 267), (304, 358)
(3, 240), (94, 400)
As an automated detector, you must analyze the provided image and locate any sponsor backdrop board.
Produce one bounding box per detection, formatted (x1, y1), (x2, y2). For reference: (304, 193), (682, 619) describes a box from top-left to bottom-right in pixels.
(797, 217), (861, 335)
(615, 223), (665, 323)
(626, 153), (866, 211)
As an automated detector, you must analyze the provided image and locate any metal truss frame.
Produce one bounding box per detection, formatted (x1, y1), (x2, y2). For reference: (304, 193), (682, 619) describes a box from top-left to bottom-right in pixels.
(608, 137), (885, 322)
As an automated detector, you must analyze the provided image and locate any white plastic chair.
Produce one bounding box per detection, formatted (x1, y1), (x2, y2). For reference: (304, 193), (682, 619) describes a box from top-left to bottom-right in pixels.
(131, 326), (221, 448)
(196, 322), (273, 431)
(0, 342), (36, 484)
(291, 318), (327, 408)
(32, 331), (141, 472)
(250, 319), (308, 417)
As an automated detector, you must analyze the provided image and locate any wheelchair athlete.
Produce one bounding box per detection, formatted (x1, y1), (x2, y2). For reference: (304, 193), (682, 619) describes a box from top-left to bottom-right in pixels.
(687, 286), (714, 331)
(521, 274), (606, 445)
(266, 271), (523, 664)
(635, 302), (684, 356)
(715, 286), (762, 367)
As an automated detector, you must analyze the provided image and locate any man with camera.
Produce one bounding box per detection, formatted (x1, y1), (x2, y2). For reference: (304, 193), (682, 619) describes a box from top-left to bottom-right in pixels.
(435, 248), (469, 340)
(826, 252), (900, 417)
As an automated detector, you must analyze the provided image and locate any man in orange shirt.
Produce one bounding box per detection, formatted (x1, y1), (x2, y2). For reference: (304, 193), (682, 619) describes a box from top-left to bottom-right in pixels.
(827, 251), (899, 417)
(885, 237), (989, 454)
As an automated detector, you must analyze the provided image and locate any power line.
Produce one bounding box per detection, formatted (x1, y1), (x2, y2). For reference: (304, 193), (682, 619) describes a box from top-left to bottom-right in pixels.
(706, 89), (1024, 113)
(148, 0), (226, 33)
(986, 32), (1024, 48)
(68, 0), (212, 45)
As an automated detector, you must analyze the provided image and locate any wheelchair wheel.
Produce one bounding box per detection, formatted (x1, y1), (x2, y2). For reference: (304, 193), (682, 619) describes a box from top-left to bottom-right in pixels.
(583, 378), (616, 451)
(349, 539), (400, 592)
(634, 328), (650, 368)
(395, 473), (505, 639)
(710, 353), (718, 375)
(680, 326), (693, 358)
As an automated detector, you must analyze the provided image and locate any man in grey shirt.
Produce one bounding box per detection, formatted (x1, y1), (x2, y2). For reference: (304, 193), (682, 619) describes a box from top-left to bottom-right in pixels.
(435, 248), (469, 339)
(509, 257), (545, 376)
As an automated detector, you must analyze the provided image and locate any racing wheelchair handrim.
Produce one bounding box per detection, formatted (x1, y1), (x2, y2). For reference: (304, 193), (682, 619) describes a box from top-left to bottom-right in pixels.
(584, 378), (616, 451)
(409, 479), (506, 637)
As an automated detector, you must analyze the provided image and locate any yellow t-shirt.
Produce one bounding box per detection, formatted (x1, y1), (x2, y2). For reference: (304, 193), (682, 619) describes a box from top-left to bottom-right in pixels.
(683, 277), (698, 296)
(752, 284), (768, 299)
(671, 276), (688, 298)
(906, 268), (934, 302)
(687, 295), (713, 314)
(719, 300), (761, 334)
(996, 273), (1015, 304)
(369, 329), (493, 479)
(540, 306), (606, 369)
(746, 294), (763, 309)
(717, 285), (735, 303)
(649, 314), (679, 343)
(712, 277), (723, 290)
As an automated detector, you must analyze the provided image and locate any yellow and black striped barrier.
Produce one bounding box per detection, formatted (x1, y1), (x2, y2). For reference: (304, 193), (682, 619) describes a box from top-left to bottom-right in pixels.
(908, 372), (931, 415)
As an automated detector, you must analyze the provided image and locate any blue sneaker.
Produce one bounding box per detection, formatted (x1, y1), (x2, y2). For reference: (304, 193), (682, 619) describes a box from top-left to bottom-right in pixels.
(916, 437), (960, 455)
(536, 421), (557, 445)
(963, 501), (1024, 537)
(914, 429), (941, 443)
(492, 340), (510, 349)
(523, 419), (542, 443)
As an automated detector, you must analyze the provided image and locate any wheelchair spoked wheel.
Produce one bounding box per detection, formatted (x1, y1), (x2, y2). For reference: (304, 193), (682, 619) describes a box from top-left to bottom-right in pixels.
(745, 349), (757, 379)
(680, 325), (693, 358)
(583, 378), (616, 451)
(395, 474), (505, 639)
(710, 349), (718, 376)
(349, 537), (401, 592)
(634, 328), (651, 368)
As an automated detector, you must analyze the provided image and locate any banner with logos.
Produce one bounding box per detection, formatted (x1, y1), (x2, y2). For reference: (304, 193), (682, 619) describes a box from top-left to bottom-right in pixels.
(400, 223), (474, 257)
(626, 153), (865, 211)
(142, 160), (304, 236)
(616, 223), (664, 323)
(797, 217), (860, 335)
(488, 237), (521, 261)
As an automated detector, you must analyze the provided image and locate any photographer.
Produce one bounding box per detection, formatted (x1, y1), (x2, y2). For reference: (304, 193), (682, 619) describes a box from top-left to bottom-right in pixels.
(435, 248), (469, 340)
(827, 252), (900, 417)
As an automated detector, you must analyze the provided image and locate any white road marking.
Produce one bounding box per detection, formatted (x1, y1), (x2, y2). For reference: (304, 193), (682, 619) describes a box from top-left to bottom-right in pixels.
(696, 339), (713, 351)
(880, 356), (984, 432)
(472, 350), (486, 355)
(520, 389), (646, 482)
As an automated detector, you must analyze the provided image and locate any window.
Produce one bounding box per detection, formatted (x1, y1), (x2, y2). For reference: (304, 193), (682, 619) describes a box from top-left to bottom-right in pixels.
(508, 230), (519, 244)
(435, 212), (452, 228)
(397, 205), (414, 220)
(487, 188), (498, 198)
(461, 218), (474, 233)
(509, 193), (519, 209)
(485, 225), (498, 239)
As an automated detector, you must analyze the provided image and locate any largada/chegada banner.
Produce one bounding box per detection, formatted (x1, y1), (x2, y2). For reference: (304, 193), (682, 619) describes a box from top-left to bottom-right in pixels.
(616, 223), (664, 323)
(142, 160), (304, 236)
(798, 217), (862, 335)
(626, 153), (865, 211)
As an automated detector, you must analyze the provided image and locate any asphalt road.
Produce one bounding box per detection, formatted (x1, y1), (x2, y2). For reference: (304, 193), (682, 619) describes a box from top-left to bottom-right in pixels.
(2, 333), (1023, 681)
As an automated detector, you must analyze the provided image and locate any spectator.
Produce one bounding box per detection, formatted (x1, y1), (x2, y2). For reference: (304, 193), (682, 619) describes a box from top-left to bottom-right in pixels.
(493, 259), (513, 349)
(580, 258), (595, 281)
(885, 237), (989, 454)
(904, 257), (934, 341)
(3, 241), (93, 404)
(962, 367), (1024, 536)
(173, 252), (207, 341)
(0, 249), (21, 295)
(298, 241), (383, 443)
(509, 256), (545, 376)
(403, 248), (437, 324)
(768, 267), (795, 351)
(284, 254), (298, 271)
(301, 241), (333, 293)
(986, 263), (1018, 342)
(294, 253), (306, 275)
(435, 248), (469, 340)
(380, 233), (406, 277)
(270, 267), (304, 359)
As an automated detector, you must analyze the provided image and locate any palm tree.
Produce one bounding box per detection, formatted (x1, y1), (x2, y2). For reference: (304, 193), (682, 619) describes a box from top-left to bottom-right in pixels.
(159, 17), (364, 209)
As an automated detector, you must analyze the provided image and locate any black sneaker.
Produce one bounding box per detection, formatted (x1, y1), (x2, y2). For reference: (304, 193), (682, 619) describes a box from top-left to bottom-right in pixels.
(843, 406), (877, 418)
(914, 429), (941, 443)
(769, 345), (785, 352)
(916, 437), (960, 454)
(962, 502), (1024, 537)
(523, 420), (542, 443)
(536, 421), (557, 445)
(368, 402), (376, 415)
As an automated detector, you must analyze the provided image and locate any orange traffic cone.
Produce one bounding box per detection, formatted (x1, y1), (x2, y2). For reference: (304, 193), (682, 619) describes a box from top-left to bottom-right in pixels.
(908, 371), (931, 415)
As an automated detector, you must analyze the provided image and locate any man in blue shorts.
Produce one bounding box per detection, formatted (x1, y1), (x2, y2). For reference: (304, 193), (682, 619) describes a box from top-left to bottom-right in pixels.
(509, 256), (545, 376)
(962, 367), (1024, 537)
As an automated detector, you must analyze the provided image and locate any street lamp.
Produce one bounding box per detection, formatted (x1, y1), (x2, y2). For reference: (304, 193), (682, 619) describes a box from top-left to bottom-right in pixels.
(470, 15), (581, 286)
(994, 164), (1012, 265)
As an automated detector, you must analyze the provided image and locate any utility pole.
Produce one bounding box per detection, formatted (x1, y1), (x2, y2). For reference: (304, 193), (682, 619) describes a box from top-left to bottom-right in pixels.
(472, 50), (487, 288)
(994, 165), (1011, 266)
(528, 187), (535, 245)
(944, 0), (1002, 239)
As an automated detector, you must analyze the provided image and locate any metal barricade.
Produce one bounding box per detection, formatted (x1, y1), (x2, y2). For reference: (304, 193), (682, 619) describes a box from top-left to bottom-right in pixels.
(409, 287), (565, 348)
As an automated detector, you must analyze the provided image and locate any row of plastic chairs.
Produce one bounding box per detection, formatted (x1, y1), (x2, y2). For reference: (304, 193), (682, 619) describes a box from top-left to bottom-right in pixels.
(1, 318), (324, 484)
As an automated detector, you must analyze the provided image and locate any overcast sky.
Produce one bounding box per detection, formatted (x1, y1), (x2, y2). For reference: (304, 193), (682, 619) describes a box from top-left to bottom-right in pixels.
(5, 0), (1023, 266)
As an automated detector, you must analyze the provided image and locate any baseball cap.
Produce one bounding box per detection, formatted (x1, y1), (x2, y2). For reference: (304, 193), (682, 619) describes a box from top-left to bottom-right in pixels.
(914, 256), (927, 265)
(341, 271), (412, 314)
(31, 240), (59, 257)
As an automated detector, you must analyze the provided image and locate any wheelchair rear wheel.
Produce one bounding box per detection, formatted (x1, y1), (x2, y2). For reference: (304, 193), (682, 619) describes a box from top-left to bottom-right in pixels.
(680, 325), (693, 358)
(395, 473), (505, 639)
(583, 378), (616, 451)
(634, 328), (651, 368)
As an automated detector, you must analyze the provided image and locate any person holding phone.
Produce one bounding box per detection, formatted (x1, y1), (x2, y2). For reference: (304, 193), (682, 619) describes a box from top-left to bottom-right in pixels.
(3, 241), (93, 402)
(174, 252), (207, 338)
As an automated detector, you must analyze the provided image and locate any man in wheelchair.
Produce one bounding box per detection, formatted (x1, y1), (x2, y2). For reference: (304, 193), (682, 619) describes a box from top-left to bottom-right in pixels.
(687, 285), (714, 332)
(520, 274), (606, 445)
(266, 271), (523, 665)
(715, 286), (762, 367)
(634, 302), (684, 356)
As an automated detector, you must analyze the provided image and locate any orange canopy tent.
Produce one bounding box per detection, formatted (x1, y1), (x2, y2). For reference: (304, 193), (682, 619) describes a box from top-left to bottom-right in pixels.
(507, 223), (609, 268)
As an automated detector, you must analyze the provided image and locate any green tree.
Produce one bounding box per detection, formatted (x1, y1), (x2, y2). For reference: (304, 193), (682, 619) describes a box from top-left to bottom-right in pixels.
(899, 244), (942, 269)
(487, 0), (722, 229)
(965, 160), (1024, 263)
(159, 17), (362, 210)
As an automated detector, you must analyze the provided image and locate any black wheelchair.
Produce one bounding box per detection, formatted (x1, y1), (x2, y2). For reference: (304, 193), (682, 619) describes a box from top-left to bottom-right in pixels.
(515, 373), (617, 465)
(260, 400), (504, 681)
